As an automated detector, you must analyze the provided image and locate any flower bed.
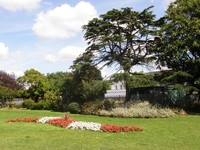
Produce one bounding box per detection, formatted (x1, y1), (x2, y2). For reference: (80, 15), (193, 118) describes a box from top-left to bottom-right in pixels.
(101, 124), (143, 133)
(5, 115), (143, 133)
(6, 117), (39, 123)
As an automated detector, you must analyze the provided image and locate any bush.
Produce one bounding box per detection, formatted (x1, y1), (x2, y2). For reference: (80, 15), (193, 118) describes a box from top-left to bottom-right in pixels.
(98, 101), (176, 118)
(22, 99), (35, 109)
(81, 100), (104, 115)
(31, 101), (44, 110)
(68, 102), (81, 114)
(31, 101), (53, 110)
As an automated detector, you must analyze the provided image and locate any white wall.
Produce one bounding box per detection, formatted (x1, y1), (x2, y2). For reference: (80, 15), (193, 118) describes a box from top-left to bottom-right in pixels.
(111, 81), (125, 90)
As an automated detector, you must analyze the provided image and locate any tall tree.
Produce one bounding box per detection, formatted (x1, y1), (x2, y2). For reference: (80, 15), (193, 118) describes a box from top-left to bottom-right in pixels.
(69, 53), (106, 104)
(46, 71), (70, 96)
(71, 53), (102, 81)
(18, 69), (50, 102)
(82, 7), (158, 101)
(156, 0), (200, 92)
(46, 71), (72, 111)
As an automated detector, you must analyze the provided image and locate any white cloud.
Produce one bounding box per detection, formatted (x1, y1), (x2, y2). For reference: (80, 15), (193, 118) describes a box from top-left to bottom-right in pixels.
(32, 1), (97, 39)
(0, 0), (41, 12)
(44, 45), (85, 63)
(44, 54), (58, 62)
(58, 46), (85, 60)
(0, 42), (9, 60)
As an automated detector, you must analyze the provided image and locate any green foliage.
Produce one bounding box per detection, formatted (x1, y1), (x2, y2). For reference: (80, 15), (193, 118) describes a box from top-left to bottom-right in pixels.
(18, 69), (50, 102)
(81, 80), (108, 101)
(70, 53), (102, 82)
(129, 73), (159, 88)
(47, 72), (74, 111)
(22, 99), (35, 109)
(156, 0), (200, 91)
(46, 71), (70, 96)
(161, 71), (198, 93)
(0, 86), (15, 101)
(68, 102), (81, 114)
(31, 101), (47, 110)
(64, 53), (106, 104)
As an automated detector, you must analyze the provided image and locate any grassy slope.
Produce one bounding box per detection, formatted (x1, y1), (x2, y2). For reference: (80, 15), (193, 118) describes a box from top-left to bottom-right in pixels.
(0, 109), (199, 150)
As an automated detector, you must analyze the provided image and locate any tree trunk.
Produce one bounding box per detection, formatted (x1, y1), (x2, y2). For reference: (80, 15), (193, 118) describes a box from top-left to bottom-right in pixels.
(125, 80), (131, 102)
(124, 71), (131, 102)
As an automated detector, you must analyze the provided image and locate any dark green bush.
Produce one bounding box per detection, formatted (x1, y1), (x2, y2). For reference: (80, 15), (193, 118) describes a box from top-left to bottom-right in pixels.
(81, 100), (104, 115)
(31, 101), (45, 110)
(68, 102), (81, 114)
(22, 99), (35, 109)
(31, 101), (53, 110)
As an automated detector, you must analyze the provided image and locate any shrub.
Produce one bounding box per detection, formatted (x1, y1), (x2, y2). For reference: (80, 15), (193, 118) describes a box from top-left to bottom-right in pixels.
(22, 99), (35, 109)
(81, 100), (104, 115)
(68, 102), (81, 114)
(98, 101), (176, 118)
(31, 101), (53, 110)
(31, 101), (45, 110)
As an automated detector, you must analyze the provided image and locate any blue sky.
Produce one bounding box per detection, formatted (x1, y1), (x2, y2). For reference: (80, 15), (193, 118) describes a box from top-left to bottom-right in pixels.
(0, 0), (174, 77)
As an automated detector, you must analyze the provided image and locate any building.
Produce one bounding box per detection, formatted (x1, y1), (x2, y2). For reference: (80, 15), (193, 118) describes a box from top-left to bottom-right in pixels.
(105, 81), (126, 99)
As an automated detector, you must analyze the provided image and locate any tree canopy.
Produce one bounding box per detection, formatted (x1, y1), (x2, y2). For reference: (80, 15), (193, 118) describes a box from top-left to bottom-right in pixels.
(156, 0), (200, 91)
(67, 53), (107, 104)
(70, 53), (102, 81)
(82, 7), (158, 73)
(18, 69), (50, 102)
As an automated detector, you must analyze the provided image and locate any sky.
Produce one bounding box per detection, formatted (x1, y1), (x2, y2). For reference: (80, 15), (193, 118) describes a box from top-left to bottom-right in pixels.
(0, 0), (174, 78)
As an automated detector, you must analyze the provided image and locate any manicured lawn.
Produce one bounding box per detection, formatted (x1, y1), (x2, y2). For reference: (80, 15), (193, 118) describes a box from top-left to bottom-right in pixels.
(0, 109), (200, 150)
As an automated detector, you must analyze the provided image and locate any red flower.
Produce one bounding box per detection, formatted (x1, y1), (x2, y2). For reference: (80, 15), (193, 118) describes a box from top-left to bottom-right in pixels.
(47, 118), (76, 128)
(100, 124), (143, 133)
(5, 117), (39, 123)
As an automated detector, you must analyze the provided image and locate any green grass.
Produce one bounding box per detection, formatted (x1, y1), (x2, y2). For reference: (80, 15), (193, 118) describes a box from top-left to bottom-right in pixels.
(0, 109), (200, 150)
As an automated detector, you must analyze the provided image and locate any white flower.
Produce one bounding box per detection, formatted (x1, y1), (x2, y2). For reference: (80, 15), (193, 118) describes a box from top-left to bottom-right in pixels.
(67, 121), (101, 131)
(37, 117), (61, 124)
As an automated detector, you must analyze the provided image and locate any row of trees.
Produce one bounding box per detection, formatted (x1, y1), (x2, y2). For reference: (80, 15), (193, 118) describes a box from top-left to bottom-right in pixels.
(1, 0), (199, 111)
(13, 54), (108, 111)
